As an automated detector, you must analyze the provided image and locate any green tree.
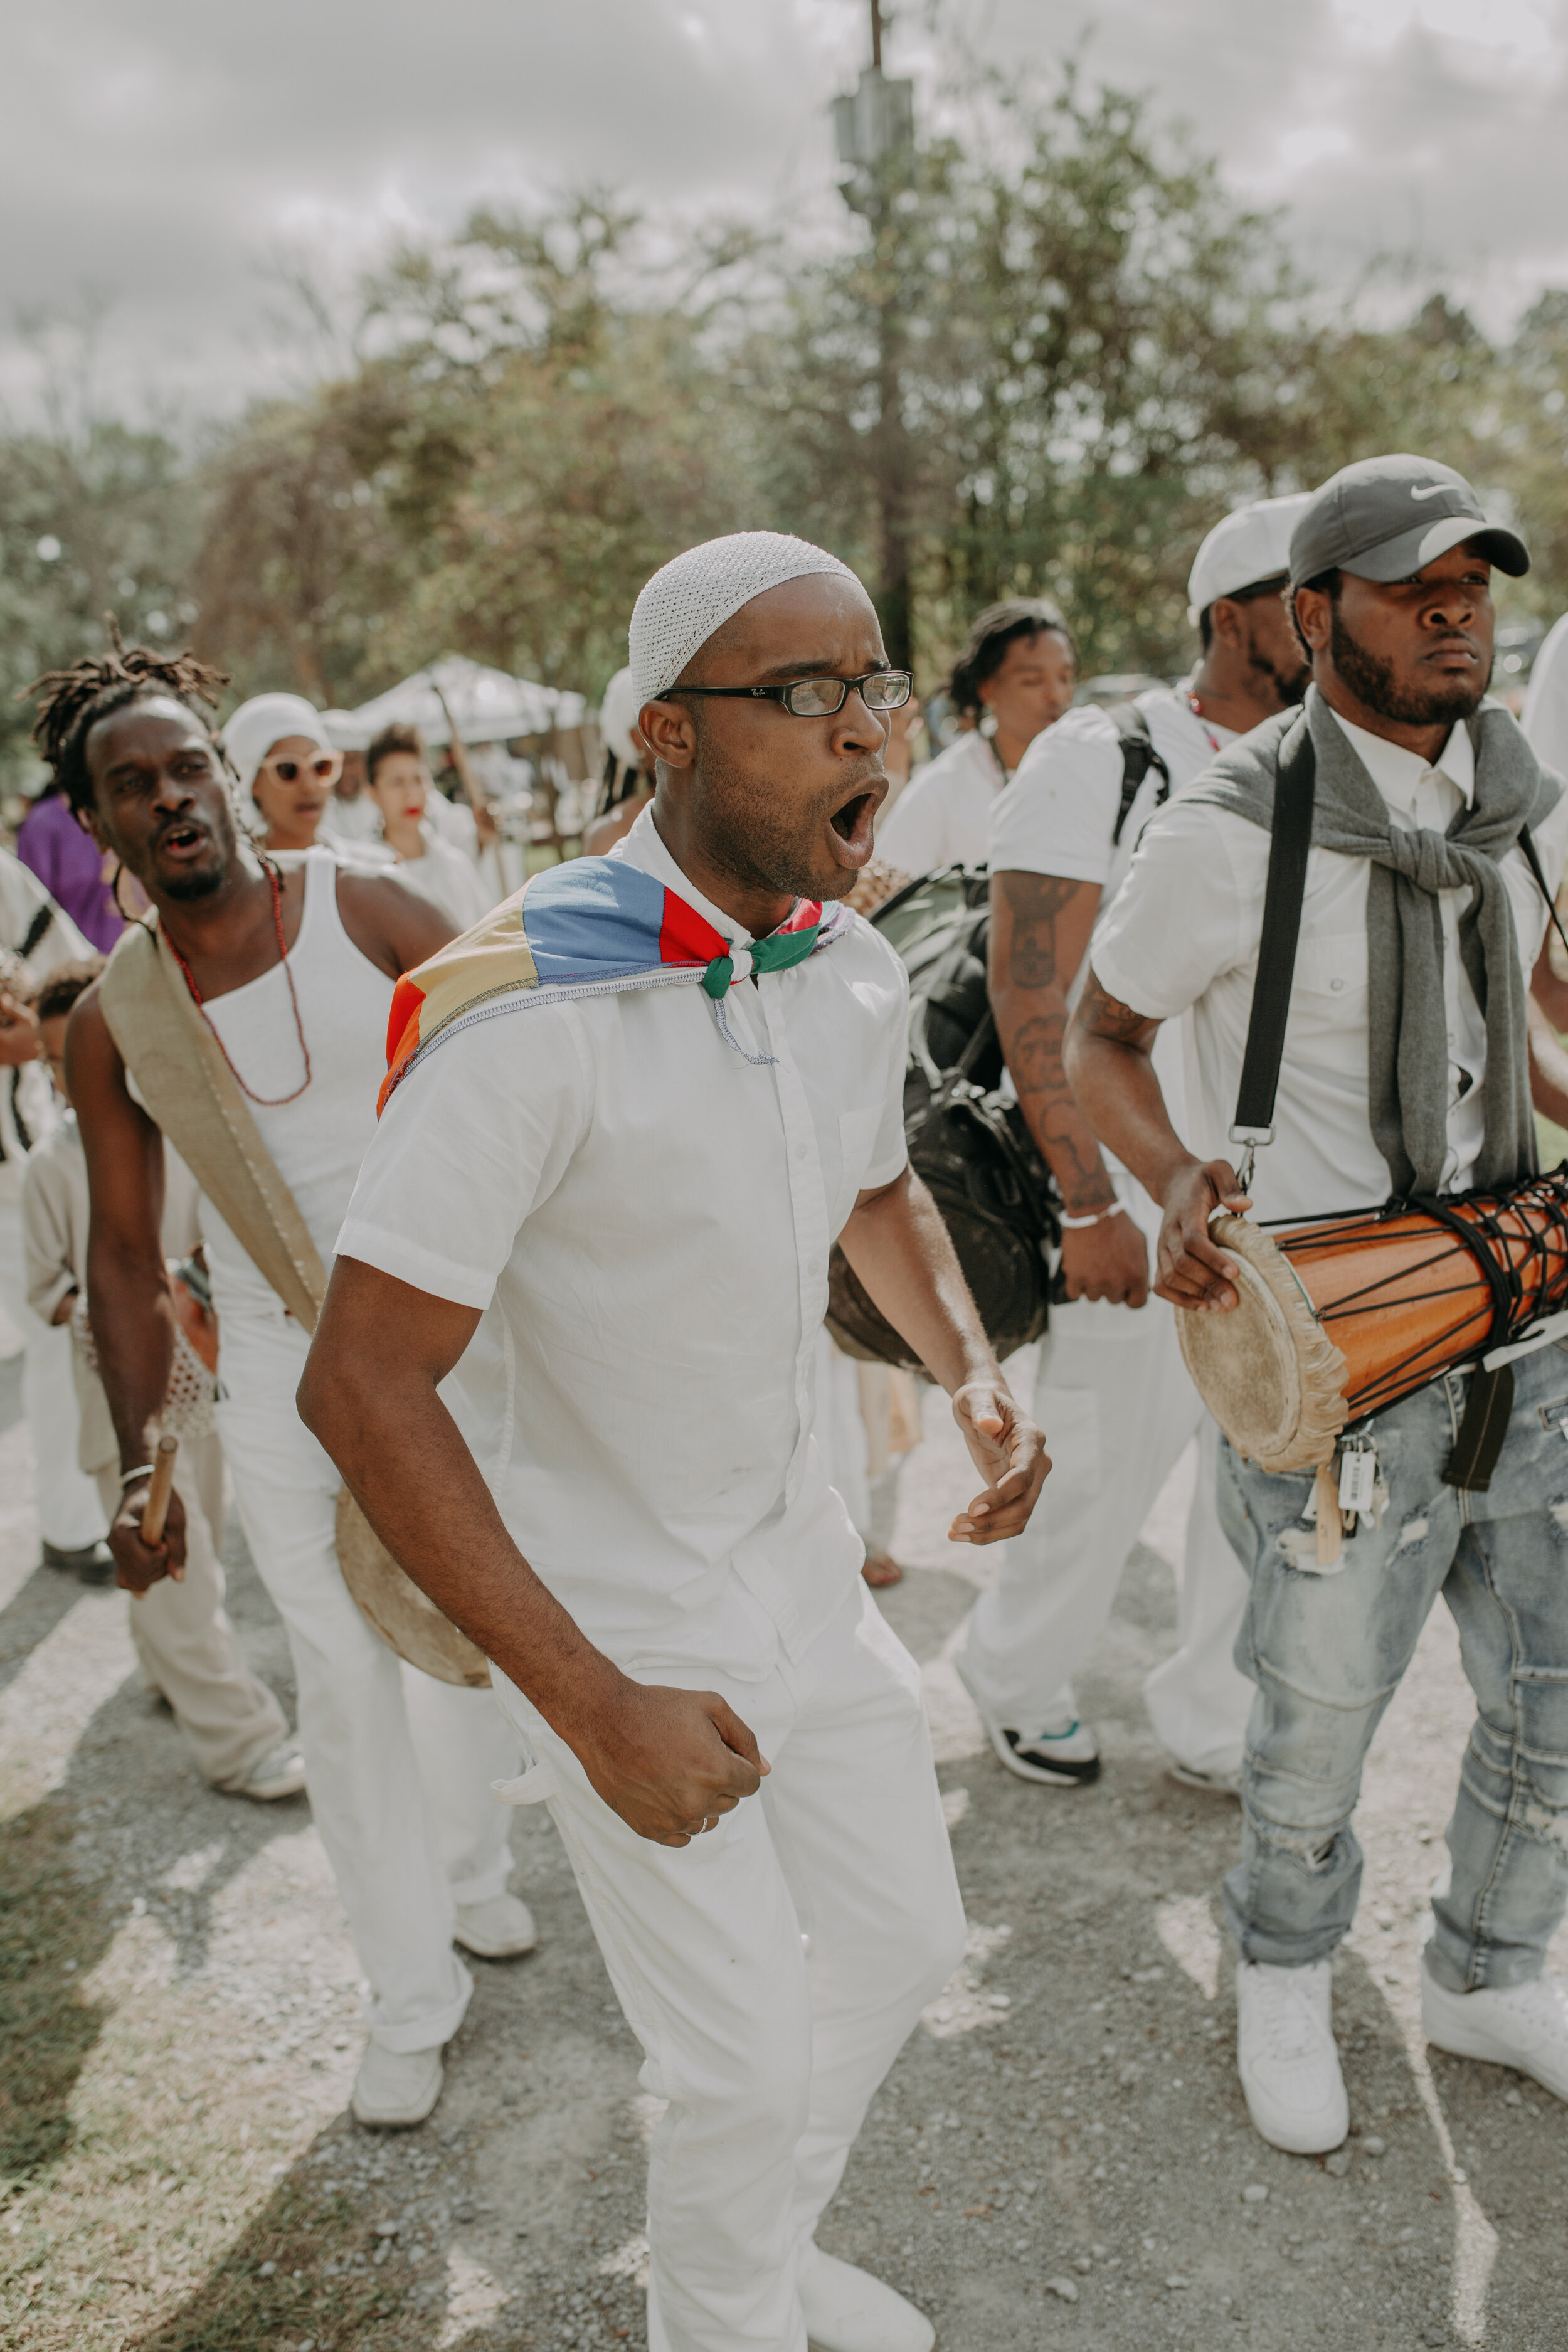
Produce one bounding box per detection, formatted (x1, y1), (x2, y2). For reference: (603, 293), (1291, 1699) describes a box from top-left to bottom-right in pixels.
(0, 344), (198, 781)
(193, 198), (761, 707)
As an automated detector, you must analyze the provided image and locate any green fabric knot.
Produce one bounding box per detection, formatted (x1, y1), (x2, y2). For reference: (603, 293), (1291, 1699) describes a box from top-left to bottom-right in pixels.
(701, 921), (820, 999)
(751, 924), (820, 977)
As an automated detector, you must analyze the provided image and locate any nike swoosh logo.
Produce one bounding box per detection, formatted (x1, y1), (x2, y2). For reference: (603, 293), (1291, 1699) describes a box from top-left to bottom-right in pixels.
(1411, 482), (1450, 500)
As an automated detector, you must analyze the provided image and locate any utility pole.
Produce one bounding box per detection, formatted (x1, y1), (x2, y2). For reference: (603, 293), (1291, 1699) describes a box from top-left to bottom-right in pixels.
(832, 4), (916, 672)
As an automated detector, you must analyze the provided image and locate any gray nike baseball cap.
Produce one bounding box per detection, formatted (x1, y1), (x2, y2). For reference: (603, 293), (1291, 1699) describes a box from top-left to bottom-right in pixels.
(1287, 453), (1528, 588)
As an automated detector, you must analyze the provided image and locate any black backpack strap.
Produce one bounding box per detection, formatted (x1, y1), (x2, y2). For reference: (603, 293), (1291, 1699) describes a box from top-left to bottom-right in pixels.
(18, 900), (53, 961)
(1109, 704), (1171, 846)
(1229, 714), (1316, 1190)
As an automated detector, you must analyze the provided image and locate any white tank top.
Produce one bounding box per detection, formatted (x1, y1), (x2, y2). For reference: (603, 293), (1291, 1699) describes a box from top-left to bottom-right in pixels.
(198, 849), (395, 1323)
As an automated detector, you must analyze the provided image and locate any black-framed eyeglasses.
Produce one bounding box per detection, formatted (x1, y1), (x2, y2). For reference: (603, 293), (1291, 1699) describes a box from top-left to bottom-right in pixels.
(670, 669), (913, 719)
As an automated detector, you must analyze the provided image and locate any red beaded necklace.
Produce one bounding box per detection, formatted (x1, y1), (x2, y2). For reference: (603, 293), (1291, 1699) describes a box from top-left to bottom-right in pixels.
(1186, 690), (1224, 755)
(165, 858), (313, 1106)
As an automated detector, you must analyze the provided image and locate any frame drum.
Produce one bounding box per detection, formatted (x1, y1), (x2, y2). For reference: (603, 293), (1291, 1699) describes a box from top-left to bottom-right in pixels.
(1178, 1177), (1568, 1474)
(334, 1492), (492, 1688)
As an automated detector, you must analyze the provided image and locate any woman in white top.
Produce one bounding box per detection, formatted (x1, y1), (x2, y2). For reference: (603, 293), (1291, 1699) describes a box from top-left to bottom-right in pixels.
(877, 598), (1078, 875)
(365, 724), (494, 934)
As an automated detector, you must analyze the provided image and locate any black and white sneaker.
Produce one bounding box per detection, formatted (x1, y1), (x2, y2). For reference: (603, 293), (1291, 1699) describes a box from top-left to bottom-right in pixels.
(955, 1657), (1101, 1786)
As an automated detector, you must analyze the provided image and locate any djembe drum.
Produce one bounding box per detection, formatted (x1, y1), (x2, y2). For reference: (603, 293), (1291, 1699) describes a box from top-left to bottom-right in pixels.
(1177, 1171), (1568, 1473)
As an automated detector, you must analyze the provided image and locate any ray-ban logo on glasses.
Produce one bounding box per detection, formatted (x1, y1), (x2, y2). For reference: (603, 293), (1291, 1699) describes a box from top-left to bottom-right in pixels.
(1411, 482), (1451, 500)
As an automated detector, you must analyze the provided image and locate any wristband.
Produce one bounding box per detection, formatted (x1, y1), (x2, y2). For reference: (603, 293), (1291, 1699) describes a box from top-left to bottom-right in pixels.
(119, 1463), (156, 1487)
(1059, 1202), (1128, 1231)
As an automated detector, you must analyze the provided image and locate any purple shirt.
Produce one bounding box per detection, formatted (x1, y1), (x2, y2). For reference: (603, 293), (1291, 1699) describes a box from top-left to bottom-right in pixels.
(15, 790), (122, 955)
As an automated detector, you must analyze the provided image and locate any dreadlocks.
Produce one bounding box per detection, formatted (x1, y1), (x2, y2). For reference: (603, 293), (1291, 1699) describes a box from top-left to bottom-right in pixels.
(21, 620), (230, 818)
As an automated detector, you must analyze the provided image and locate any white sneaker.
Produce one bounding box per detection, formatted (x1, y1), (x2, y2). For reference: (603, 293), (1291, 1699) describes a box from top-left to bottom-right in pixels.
(453, 1894), (538, 1959)
(1168, 1760), (1242, 1798)
(352, 2041), (444, 2129)
(800, 2247), (935, 2352)
(1421, 1956), (1568, 2101)
(1236, 1958), (1348, 2154)
(230, 1742), (307, 1803)
(955, 1657), (1100, 1786)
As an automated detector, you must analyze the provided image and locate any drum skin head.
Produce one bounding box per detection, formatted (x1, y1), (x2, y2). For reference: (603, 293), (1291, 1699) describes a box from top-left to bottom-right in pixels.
(334, 1491), (492, 1688)
(1176, 1214), (1349, 1474)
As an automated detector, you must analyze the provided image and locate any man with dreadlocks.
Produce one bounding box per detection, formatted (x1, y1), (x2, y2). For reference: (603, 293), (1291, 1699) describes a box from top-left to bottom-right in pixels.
(33, 633), (539, 2129)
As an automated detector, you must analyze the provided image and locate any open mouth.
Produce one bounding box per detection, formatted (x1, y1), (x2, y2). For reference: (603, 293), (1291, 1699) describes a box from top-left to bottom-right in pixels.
(829, 779), (884, 858)
(157, 820), (208, 858)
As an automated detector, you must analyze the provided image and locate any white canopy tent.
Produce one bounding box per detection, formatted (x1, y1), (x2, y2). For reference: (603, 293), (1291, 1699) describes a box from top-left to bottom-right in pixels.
(322, 656), (585, 751)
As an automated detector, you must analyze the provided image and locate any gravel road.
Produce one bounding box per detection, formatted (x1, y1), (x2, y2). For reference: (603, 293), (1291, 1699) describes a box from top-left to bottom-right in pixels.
(0, 1350), (1564, 2352)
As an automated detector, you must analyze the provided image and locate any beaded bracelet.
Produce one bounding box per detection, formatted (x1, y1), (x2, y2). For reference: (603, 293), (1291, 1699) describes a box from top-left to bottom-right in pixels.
(1058, 1202), (1128, 1231)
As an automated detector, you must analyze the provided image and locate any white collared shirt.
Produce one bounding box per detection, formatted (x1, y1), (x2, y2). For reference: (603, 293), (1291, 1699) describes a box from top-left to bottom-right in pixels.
(877, 729), (1007, 873)
(989, 684), (1237, 930)
(1092, 702), (1568, 1221)
(336, 806), (910, 1677)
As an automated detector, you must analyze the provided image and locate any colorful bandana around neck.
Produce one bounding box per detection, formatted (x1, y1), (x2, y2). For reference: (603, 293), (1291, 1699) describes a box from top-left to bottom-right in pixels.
(379, 856), (855, 1112)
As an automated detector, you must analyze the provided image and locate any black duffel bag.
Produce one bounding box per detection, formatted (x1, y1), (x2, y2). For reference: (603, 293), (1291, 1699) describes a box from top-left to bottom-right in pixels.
(826, 864), (1060, 1368)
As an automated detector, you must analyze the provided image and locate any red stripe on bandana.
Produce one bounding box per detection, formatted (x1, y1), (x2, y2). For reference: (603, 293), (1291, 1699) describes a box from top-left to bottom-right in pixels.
(657, 887), (729, 969)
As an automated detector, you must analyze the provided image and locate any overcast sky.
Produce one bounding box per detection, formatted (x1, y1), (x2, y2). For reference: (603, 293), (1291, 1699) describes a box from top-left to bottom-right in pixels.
(5, 0), (1565, 430)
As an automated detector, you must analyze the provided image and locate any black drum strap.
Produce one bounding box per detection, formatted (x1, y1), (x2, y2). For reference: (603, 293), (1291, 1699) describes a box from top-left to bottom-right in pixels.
(1229, 718), (1316, 1167)
(1443, 1364), (1514, 1493)
(1442, 825), (1565, 1493)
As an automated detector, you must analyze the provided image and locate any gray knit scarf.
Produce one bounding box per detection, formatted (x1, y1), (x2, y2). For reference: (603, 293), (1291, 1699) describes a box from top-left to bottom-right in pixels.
(1186, 684), (1562, 1199)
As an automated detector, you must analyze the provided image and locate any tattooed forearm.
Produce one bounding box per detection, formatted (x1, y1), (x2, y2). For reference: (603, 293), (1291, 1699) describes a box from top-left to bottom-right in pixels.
(1009, 1013), (1115, 1208)
(999, 871), (1083, 990)
(1073, 968), (1161, 1050)
(987, 871), (1116, 1216)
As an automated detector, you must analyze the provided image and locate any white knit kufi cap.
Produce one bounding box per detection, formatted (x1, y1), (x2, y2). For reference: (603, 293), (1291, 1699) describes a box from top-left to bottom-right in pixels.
(629, 531), (859, 710)
(221, 692), (334, 793)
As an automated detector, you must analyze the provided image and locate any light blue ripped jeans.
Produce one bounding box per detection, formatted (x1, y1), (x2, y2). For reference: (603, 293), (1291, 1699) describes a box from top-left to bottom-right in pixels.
(1217, 1340), (1568, 1993)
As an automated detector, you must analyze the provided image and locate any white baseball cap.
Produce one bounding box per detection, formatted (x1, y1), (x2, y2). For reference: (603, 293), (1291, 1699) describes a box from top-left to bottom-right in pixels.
(1186, 493), (1315, 629)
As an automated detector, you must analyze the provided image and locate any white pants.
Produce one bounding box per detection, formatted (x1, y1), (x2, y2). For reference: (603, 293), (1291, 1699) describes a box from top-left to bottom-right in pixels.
(963, 1286), (1254, 1774)
(0, 1202), (107, 1554)
(95, 1433), (289, 1788)
(215, 1308), (519, 2051)
(495, 1582), (967, 2352)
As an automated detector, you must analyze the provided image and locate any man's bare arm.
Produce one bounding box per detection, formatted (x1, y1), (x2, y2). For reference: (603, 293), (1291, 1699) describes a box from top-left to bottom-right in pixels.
(1065, 966), (1248, 1311)
(1532, 936), (1568, 1039)
(1528, 988), (1568, 1131)
(65, 986), (188, 1590)
(334, 869), (457, 981)
(988, 869), (1148, 1306)
(837, 1166), (1049, 1543)
(297, 1261), (768, 1849)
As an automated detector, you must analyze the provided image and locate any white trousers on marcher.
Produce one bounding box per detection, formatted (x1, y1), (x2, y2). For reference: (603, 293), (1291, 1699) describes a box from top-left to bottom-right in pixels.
(494, 1581), (967, 2352)
(963, 1285), (1254, 1774)
(214, 1306), (519, 2051)
(95, 1433), (289, 1788)
(0, 1202), (107, 1554)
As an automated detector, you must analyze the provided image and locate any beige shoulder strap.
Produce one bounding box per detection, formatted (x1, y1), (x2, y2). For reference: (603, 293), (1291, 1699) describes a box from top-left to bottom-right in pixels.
(97, 917), (490, 1690)
(98, 919), (326, 1332)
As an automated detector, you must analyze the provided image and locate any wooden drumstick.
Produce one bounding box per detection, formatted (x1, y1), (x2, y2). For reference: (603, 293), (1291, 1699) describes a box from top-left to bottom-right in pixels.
(142, 1434), (179, 1545)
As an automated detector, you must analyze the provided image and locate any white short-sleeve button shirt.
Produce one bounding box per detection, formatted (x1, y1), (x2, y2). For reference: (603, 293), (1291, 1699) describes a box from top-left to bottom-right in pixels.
(1092, 703), (1568, 1223)
(877, 729), (1007, 874)
(337, 805), (910, 1677)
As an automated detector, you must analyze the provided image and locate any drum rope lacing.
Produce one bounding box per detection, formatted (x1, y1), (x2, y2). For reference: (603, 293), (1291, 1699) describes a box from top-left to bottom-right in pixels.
(1263, 1171), (1568, 1421)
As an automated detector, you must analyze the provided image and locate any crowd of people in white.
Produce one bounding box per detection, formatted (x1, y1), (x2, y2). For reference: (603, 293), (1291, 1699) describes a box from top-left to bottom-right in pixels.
(5, 456), (1568, 2352)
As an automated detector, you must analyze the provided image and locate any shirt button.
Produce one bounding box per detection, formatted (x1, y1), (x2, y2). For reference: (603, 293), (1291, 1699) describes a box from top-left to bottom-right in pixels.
(1330, 978), (1344, 992)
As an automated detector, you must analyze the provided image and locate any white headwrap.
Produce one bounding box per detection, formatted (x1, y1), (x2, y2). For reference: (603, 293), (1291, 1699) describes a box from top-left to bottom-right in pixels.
(598, 667), (648, 770)
(221, 693), (334, 794)
(628, 531), (859, 709)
